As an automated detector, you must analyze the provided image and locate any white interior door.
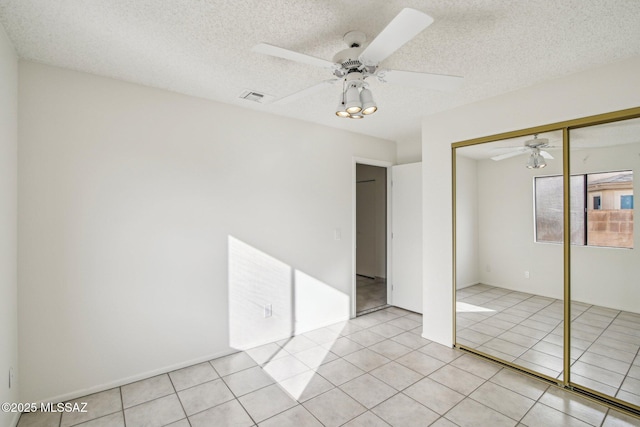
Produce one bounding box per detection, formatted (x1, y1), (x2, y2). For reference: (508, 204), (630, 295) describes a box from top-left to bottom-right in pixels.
(356, 180), (377, 278)
(391, 163), (422, 313)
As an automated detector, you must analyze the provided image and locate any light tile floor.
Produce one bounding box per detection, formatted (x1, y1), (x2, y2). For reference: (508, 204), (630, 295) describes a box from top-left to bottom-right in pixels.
(18, 306), (640, 427)
(457, 284), (640, 407)
(356, 275), (387, 314)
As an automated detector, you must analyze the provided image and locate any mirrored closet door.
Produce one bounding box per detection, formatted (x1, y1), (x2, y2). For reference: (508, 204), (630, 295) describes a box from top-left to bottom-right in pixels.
(568, 117), (640, 407)
(453, 108), (640, 413)
(455, 130), (565, 382)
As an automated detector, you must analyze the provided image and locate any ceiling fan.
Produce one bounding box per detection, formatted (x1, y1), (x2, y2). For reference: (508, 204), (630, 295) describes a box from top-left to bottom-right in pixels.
(252, 8), (463, 119)
(491, 134), (559, 169)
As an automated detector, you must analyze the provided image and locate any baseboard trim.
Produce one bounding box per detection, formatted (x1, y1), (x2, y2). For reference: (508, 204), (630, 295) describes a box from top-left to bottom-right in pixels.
(32, 316), (352, 405)
(295, 315), (350, 335)
(10, 412), (20, 427)
(34, 349), (237, 405)
(456, 282), (480, 289)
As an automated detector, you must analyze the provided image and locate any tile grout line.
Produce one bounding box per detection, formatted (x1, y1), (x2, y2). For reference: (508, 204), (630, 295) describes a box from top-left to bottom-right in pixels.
(571, 307), (623, 392)
(467, 295), (560, 371)
(476, 359), (588, 427)
(599, 408), (610, 427)
(216, 366), (259, 426)
(612, 318), (640, 399)
(347, 336), (492, 425)
(569, 316), (639, 398)
(119, 387), (125, 427)
(460, 285), (639, 388)
(165, 370), (192, 427)
(435, 356), (509, 425)
(460, 284), (640, 423)
(272, 312), (426, 425)
(615, 346), (640, 401)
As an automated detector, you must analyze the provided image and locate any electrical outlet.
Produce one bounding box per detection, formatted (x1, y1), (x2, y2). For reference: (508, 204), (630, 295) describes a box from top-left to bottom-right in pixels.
(264, 304), (272, 318)
(486, 264), (491, 272)
(9, 367), (14, 389)
(524, 271), (530, 279)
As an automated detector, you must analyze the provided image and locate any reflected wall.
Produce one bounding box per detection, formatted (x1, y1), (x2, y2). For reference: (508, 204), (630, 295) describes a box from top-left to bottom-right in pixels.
(455, 131), (565, 381)
(569, 117), (640, 406)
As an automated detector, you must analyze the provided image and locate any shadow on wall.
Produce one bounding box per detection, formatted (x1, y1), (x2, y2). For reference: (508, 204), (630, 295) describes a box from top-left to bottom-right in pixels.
(227, 235), (351, 399)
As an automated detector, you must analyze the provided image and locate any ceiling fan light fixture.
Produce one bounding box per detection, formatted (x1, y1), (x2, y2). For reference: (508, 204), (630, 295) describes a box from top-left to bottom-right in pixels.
(335, 99), (350, 118)
(362, 105), (377, 115)
(537, 157), (547, 168)
(344, 84), (362, 114)
(345, 105), (362, 114)
(527, 150), (547, 169)
(360, 87), (377, 115)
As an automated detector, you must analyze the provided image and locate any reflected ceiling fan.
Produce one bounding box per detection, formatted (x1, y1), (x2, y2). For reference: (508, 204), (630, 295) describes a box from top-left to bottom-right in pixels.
(252, 8), (463, 119)
(491, 135), (560, 169)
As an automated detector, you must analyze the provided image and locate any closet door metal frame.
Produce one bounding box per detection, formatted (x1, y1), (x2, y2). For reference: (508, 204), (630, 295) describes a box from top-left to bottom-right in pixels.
(451, 106), (640, 415)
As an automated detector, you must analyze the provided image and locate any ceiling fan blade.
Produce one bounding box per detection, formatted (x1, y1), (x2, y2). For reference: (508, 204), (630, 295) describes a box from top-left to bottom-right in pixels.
(490, 146), (528, 151)
(540, 150), (554, 159)
(272, 79), (339, 105)
(491, 149), (527, 161)
(377, 69), (463, 91)
(359, 8), (434, 66)
(252, 43), (337, 69)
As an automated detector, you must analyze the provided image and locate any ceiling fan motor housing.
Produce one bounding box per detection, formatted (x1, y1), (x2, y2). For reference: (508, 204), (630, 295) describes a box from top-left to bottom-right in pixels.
(343, 31), (367, 47)
(525, 137), (549, 149)
(333, 46), (366, 77)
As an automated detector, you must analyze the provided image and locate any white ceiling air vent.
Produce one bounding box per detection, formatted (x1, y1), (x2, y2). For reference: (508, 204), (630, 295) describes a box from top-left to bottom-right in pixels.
(239, 90), (274, 104)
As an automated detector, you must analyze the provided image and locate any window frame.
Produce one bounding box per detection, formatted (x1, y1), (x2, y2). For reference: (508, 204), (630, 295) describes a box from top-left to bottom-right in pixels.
(534, 170), (634, 249)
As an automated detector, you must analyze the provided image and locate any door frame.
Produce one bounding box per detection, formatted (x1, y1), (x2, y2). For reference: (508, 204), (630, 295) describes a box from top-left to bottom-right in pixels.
(352, 157), (393, 318)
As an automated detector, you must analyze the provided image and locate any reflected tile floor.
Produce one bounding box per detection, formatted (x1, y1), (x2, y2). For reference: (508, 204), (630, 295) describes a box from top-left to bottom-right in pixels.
(457, 283), (640, 406)
(18, 306), (640, 427)
(356, 275), (387, 315)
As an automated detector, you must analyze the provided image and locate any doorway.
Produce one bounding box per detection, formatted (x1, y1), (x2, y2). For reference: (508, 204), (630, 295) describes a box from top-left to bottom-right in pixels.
(355, 163), (387, 315)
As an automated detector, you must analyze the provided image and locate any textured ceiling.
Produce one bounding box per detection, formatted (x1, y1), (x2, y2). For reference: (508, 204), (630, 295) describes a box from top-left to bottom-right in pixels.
(1, 1), (640, 143)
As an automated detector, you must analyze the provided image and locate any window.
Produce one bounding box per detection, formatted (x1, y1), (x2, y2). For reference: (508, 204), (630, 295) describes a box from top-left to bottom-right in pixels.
(535, 171), (633, 248)
(593, 196), (601, 210)
(534, 175), (585, 244)
(621, 195), (634, 209)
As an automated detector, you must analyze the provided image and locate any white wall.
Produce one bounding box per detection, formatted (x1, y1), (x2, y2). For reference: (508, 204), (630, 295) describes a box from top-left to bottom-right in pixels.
(18, 61), (396, 402)
(0, 23), (19, 427)
(455, 156), (479, 289)
(467, 140), (640, 313)
(356, 164), (387, 278)
(475, 149), (564, 300)
(422, 56), (640, 346)
(396, 139), (422, 164)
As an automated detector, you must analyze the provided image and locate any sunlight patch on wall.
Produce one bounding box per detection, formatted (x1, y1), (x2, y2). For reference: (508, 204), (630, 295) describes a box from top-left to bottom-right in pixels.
(228, 236), (292, 350)
(227, 236), (351, 400)
(294, 270), (350, 334)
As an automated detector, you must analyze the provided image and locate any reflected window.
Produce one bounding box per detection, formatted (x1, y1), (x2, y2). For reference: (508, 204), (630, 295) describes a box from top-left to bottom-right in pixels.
(534, 175), (585, 245)
(535, 171), (633, 248)
(621, 195), (634, 209)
